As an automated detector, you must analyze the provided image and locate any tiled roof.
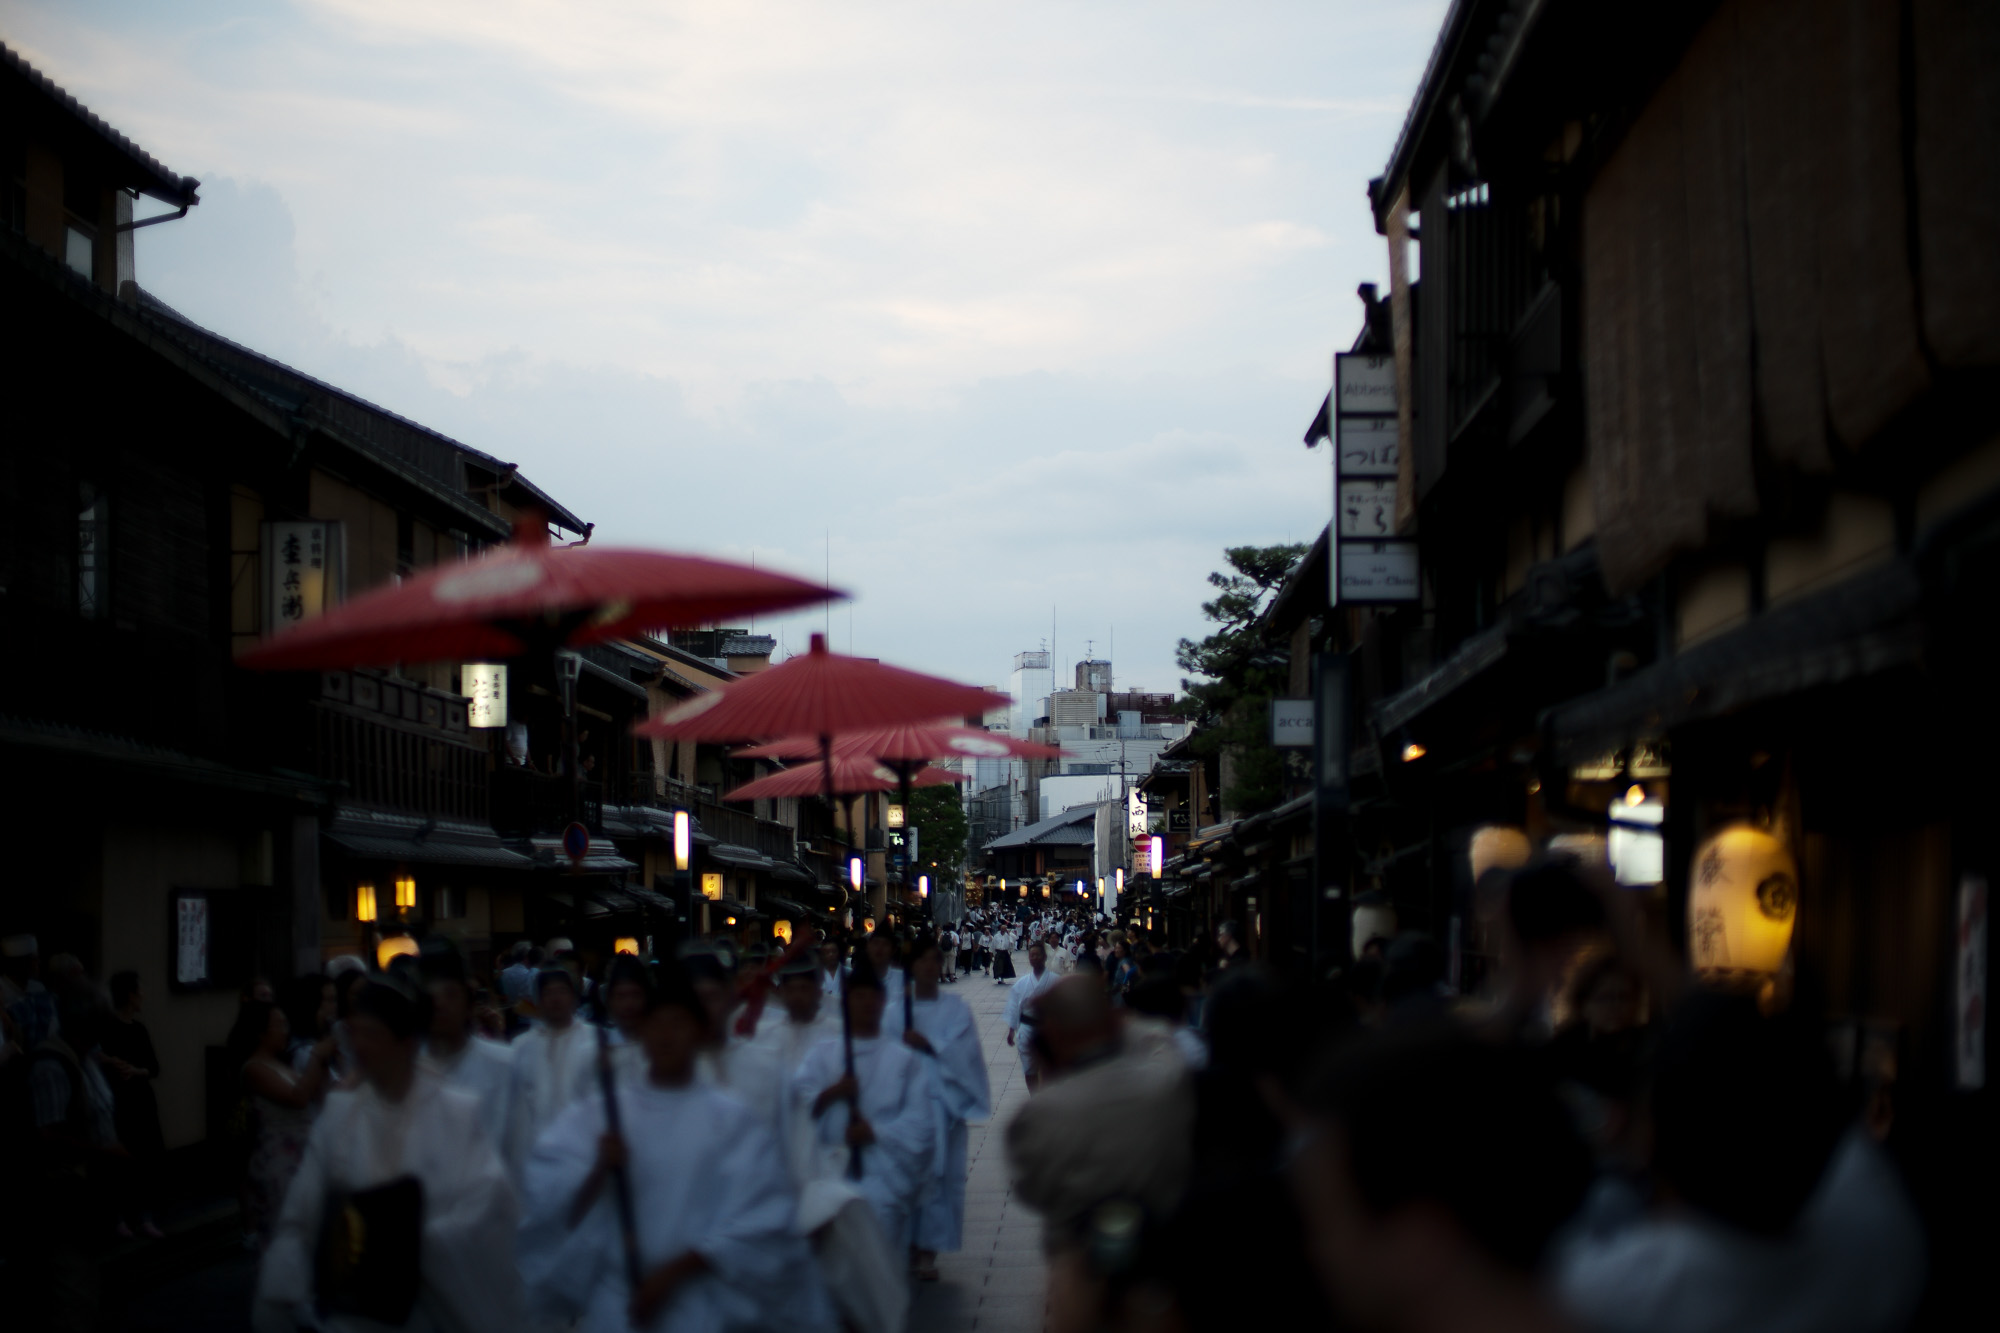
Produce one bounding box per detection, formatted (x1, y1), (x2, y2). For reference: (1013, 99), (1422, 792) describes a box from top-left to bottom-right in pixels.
(983, 804), (1098, 851)
(129, 286), (587, 536)
(2, 40), (199, 204)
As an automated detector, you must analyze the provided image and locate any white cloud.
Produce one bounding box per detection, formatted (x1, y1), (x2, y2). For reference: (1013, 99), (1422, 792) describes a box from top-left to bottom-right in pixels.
(5, 0), (1447, 692)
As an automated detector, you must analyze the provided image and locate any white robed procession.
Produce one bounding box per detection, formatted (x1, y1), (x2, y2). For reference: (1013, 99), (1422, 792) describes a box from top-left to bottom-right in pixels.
(251, 933), (991, 1333)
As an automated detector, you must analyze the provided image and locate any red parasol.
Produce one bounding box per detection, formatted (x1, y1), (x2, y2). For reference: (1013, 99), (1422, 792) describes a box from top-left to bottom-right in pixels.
(634, 633), (1005, 743)
(735, 723), (1062, 764)
(239, 517), (837, 671)
(723, 758), (966, 803)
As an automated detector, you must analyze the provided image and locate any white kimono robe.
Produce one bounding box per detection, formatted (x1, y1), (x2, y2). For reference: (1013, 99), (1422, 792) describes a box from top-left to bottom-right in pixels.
(255, 1074), (523, 1333)
(422, 1035), (522, 1179)
(1005, 968), (1061, 1076)
(790, 1034), (936, 1246)
(884, 992), (990, 1251)
(510, 1021), (597, 1151)
(520, 1081), (835, 1333)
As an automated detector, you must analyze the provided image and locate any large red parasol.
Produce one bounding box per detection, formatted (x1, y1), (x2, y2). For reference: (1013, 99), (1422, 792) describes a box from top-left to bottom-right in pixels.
(723, 758), (966, 803)
(634, 633), (1005, 743)
(239, 517), (837, 671)
(735, 723), (1062, 764)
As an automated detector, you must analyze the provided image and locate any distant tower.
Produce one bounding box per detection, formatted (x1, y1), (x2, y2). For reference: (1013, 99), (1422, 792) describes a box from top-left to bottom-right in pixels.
(1076, 659), (1112, 693)
(1009, 651), (1052, 738)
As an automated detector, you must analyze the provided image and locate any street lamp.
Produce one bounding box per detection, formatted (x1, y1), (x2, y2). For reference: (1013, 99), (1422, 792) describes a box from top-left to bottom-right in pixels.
(918, 875), (930, 899)
(673, 810), (691, 872)
(850, 856), (864, 892)
(1149, 836), (1164, 877)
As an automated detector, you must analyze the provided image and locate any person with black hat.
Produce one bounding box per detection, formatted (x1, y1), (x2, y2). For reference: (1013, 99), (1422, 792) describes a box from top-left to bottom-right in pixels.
(884, 936), (989, 1281)
(791, 958), (936, 1251)
(418, 942), (522, 1179)
(509, 966), (597, 1153)
(254, 976), (524, 1333)
(519, 963), (834, 1332)
(730, 952), (842, 1147)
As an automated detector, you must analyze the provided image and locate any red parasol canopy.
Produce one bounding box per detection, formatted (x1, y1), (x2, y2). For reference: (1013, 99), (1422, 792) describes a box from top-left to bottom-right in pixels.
(239, 517), (837, 671)
(635, 633), (1005, 743)
(735, 723), (1061, 763)
(723, 757), (966, 803)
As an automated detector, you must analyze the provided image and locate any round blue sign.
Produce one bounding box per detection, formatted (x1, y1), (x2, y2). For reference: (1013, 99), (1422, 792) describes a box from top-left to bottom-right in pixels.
(562, 821), (590, 863)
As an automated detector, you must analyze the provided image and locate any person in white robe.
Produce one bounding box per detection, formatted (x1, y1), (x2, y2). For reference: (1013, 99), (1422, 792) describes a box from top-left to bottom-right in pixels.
(598, 956), (655, 1087)
(729, 955), (842, 1146)
(1006, 942), (1061, 1086)
(419, 946), (524, 1177)
(254, 977), (523, 1333)
(520, 964), (835, 1333)
(884, 938), (990, 1280)
(510, 968), (598, 1150)
(792, 960), (936, 1250)
(818, 939), (845, 999)
(722, 954), (907, 1333)
(860, 932), (905, 1011)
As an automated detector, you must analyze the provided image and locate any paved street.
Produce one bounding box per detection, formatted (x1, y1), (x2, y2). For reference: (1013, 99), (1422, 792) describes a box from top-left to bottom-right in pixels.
(909, 950), (1050, 1333)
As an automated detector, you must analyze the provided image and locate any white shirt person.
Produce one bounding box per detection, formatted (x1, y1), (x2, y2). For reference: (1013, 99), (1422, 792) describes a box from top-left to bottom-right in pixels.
(519, 967), (834, 1333)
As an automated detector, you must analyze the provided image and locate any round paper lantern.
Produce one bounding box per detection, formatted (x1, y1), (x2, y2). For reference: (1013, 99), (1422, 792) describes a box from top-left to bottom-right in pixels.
(1688, 825), (1798, 981)
(1469, 827), (1532, 883)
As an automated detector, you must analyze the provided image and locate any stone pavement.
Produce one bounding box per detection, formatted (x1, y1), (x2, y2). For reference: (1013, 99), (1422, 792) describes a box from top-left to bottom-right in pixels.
(909, 950), (1049, 1333)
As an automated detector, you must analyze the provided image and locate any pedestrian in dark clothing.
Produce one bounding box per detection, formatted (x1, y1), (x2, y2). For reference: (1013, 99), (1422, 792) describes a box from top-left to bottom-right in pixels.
(99, 970), (165, 1239)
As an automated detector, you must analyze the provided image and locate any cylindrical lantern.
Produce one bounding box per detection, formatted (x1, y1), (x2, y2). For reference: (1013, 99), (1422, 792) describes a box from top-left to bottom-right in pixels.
(1688, 824), (1797, 981)
(849, 857), (864, 892)
(673, 810), (691, 872)
(394, 873), (416, 911)
(356, 882), (377, 923)
(918, 875), (929, 899)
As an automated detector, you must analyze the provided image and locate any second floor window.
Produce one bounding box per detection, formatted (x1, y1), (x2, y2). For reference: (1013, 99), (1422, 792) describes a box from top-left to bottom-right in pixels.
(64, 224), (93, 280)
(78, 482), (107, 618)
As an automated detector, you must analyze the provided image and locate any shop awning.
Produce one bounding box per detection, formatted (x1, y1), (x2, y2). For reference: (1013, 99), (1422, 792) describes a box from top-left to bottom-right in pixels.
(1543, 556), (1923, 760)
(706, 842), (773, 871)
(713, 896), (767, 922)
(767, 860), (816, 885)
(325, 811), (536, 870)
(524, 836), (639, 876)
(1373, 623), (1510, 734)
(759, 895), (824, 920)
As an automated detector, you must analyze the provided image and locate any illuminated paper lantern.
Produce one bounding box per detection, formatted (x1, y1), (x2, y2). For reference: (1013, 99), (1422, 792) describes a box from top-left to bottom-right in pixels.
(1688, 825), (1798, 981)
(356, 882), (377, 923)
(376, 935), (419, 969)
(613, 937), (639, 956)
(1469, 826), (1531, 883)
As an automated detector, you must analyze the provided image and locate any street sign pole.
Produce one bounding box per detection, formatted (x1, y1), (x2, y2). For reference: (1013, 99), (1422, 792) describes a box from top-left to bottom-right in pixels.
(1310, 651), (1352, 977)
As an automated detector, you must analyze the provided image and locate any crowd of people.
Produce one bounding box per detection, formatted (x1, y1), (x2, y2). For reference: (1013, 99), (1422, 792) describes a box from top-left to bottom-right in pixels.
(2, 936), (172, 1330)
(2, 851), (1940, 1333)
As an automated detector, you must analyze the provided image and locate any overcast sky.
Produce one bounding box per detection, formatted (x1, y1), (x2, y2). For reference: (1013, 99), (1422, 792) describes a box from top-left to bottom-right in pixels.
(8, 0), (1445, 697)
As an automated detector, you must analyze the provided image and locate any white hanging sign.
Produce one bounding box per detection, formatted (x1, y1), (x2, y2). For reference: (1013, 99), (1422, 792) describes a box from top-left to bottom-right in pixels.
(464, 663), (509, 728)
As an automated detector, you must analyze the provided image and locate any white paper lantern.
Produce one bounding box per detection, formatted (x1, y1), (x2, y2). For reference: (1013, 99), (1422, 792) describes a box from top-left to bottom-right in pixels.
(1469, 826), (1532, 883)
(1688, 825), (1798, 980)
